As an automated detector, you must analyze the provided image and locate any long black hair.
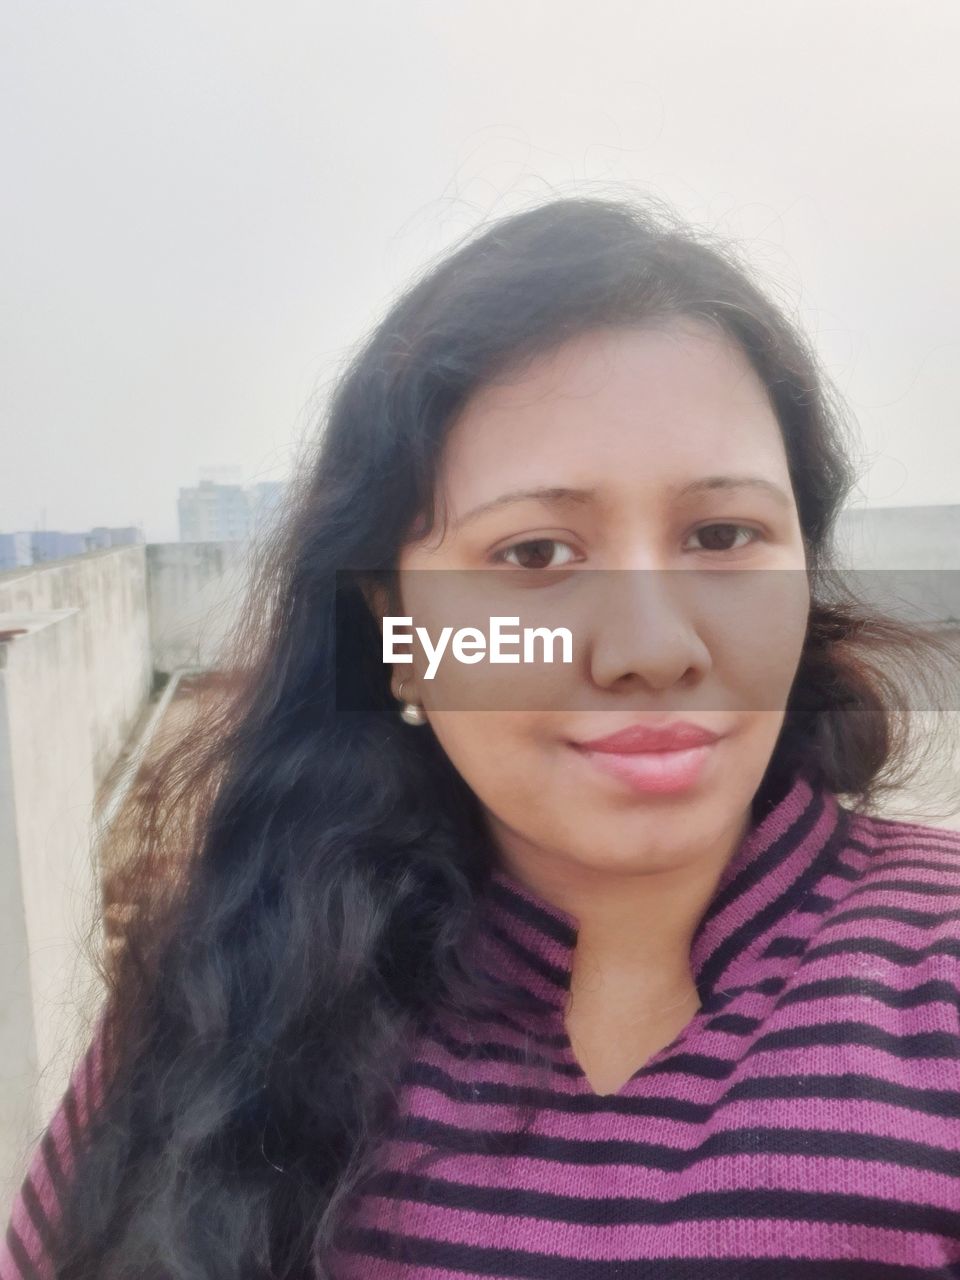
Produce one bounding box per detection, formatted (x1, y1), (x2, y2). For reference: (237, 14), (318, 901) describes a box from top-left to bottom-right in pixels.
(50, 194), (959, 1277)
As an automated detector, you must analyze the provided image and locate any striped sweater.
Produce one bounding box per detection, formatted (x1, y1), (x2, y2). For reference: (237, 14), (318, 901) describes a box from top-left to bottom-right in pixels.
(4, 769), (960, 1277)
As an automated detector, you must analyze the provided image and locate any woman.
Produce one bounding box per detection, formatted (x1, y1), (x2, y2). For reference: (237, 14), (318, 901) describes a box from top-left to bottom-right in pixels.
(4, 196), (960, 1278)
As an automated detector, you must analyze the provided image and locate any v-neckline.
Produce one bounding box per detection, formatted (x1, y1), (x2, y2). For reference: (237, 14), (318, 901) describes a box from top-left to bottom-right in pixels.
(560, 1003), (705, 1100)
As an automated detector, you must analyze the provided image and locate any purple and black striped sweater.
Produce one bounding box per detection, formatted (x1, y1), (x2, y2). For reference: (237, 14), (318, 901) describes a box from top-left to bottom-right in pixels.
(5, 769), (960, 1277)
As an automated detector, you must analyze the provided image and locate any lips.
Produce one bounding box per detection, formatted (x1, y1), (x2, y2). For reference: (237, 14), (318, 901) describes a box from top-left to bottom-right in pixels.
(569, 721), (726, 796)
(572, 721), (723, 754)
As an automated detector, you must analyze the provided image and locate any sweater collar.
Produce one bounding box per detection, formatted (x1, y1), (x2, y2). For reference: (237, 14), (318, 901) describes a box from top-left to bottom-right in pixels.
(471, 766), (850, 1012)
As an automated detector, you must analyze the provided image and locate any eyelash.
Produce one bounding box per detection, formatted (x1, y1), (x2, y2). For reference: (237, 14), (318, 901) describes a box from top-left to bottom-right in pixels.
(490, 524), (765, 569)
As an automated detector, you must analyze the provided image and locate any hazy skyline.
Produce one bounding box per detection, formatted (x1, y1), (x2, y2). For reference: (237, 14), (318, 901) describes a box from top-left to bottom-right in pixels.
(2, 0), (959, 542)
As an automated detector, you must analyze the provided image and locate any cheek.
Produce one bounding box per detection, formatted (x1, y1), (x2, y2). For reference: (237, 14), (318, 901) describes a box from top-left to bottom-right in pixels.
(426, 711), (548, 808)
(699, 570), (809, 713)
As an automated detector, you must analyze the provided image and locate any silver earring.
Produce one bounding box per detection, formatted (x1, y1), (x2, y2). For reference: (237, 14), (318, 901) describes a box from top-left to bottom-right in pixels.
(396, 679), (427, 726)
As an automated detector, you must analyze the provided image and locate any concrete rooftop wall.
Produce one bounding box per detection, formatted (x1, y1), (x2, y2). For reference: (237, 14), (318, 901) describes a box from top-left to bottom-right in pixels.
(0, 545), (153, 787)
(0, 546), (152, 1216)
(835, 503), (960, 570)
(0, 611), (103, 1216)
(146, 541), (252, 675)
(0, 540), (255, 1214)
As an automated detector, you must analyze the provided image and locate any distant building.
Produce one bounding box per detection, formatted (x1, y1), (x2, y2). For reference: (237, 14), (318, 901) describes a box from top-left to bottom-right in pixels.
(177, 481), (249, 541)
(0, 532), (33, 572)
(86, 526), (141, 551)
(177, 478), (287, 542)
(31, 531), (87, 563)
(0, 527), (143, 571)
(247, 481), (286, 538)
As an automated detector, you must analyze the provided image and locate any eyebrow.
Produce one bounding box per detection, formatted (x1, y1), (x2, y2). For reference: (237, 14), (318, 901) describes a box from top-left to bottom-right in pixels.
(456, 475), (794, 527)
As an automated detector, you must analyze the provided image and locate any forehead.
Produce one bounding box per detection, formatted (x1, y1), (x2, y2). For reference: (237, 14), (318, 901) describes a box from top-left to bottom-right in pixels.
(438, 321), (788, 515)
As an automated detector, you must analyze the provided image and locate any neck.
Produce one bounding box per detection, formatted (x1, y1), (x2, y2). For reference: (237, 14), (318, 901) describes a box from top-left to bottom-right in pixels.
(491, 804), (753, 1013)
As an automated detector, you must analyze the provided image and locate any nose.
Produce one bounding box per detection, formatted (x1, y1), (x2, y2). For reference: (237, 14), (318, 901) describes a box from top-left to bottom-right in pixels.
(586, 568), (712, 694)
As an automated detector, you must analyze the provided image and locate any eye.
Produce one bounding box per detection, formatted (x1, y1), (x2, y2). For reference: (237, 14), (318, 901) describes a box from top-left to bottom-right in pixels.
(686, 523), (763, 553)
(491, 538), (580, 570)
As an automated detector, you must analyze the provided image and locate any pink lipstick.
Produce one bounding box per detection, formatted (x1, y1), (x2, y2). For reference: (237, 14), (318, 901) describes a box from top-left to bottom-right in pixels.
(569, 720), (724, 796)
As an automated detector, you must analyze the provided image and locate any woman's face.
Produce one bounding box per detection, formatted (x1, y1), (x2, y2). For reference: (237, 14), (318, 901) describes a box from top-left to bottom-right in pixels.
(382, 320), (810, 882)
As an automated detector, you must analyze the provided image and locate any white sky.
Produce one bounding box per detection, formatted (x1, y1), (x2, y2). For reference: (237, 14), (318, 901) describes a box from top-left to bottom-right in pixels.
(2, 0), (958, 542)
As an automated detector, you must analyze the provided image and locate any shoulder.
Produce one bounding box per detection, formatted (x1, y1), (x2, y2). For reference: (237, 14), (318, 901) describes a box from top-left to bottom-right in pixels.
(815, 807), (960, 1022)
(833, 806), (960, 925)
(839, 806), (960, 898)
